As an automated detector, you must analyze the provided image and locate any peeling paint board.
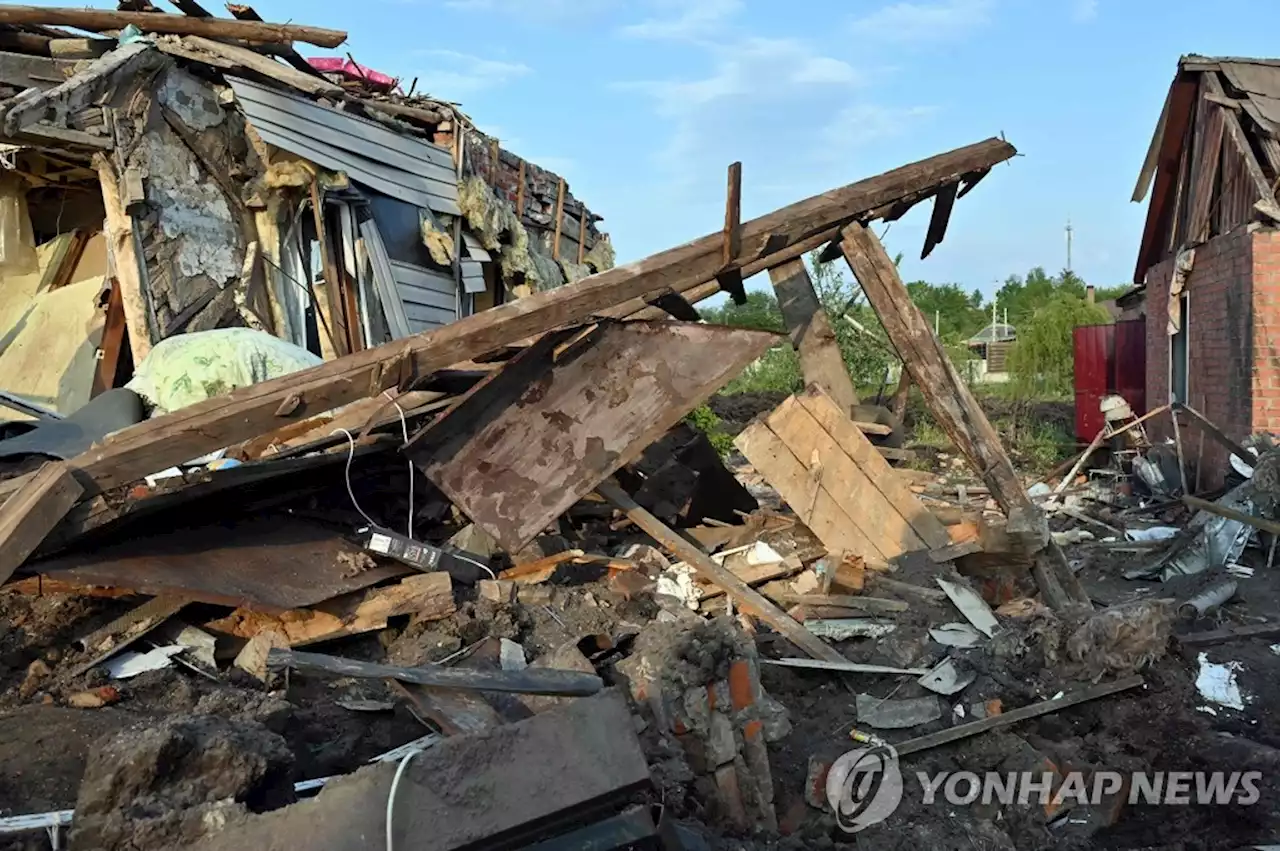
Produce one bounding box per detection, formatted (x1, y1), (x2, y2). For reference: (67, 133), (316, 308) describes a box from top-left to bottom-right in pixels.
(408, 321), (778, 552)
(229, 77), (455, 175)
(244, 115), (460, 215)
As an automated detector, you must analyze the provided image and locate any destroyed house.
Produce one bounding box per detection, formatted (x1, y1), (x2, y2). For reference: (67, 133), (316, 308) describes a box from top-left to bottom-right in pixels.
(0, 14), (612, 417)
(1132, 55), (1280, 481)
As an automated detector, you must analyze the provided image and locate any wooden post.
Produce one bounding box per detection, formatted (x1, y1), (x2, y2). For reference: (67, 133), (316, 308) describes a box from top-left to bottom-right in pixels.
(96, 156), (153, 363)
(551, 177), (565, 261)
(514, 158), (526, 222)
(92, 280), (128, 397)
(723, 161), (742, 267)
(0, 5), (347, 47)
(0, 462), (83, 585)
(489, 137), (499, 184)
(310, 180), (351, 357)
(597, 481), (847, 664)
(767, 258), (859, 412)
(577, 206), (588, 266)
(838, 222), (1090, 612)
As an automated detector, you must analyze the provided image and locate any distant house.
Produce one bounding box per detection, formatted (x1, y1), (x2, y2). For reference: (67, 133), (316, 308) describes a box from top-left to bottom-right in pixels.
(1131, 55), (1280, 483)
(965, 322), (1016, 383)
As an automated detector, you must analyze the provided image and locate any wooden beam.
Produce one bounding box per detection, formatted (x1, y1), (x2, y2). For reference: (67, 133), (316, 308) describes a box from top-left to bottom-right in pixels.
(310, 180), (351, 357)
(0, 462), (83, 585)
(96, 155), (153, 363)
(577, 206), (588, 265)
(92, 280), (128, 397)
(723, 160), (742, 267)
(838, 222), (1090, 612)
(6, 138), (1015, 516)
(0, 42), (155, 136)
(514, 158), (526, 219)
(921, 181), (957, 259)
(1134, 75), (1198, 283)
(1184, 495), (1280, 536)
(158, 34), (341, 97)
(223, 4), (324, 79)
(1173, 401), (1253, 466)
(0, 6), (347, 47)
(0, 50), (76, 90)
(768, 258), (859, 411)
(894, 676), (1144, 757)
(1203, 71), (1275, 207)
(551, 177), (565, 261)
(597, 481), (848, 664)
(267, 648), (604, 696)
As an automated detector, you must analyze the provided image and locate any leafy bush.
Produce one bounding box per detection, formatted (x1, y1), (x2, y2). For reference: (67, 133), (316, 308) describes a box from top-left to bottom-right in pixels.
(1007, 293), (1113, 399)
(684, 404), (736, 456)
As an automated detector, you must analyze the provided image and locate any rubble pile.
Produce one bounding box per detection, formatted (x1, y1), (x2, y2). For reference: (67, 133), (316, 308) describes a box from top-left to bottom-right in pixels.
(0, 5), (1275, 851)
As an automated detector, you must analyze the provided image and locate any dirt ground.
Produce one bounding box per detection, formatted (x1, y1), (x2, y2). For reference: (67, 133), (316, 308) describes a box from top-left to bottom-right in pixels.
(2, 450), (1280, 849)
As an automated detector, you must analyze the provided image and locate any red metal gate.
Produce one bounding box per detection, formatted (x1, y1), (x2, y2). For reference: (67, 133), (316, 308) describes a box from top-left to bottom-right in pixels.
(1072, 319), (1146, 441)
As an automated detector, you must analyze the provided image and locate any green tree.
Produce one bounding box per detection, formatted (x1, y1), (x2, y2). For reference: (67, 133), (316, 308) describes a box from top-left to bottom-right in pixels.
(1007, 292), (1113, 398)
(807, 251), (894, 387)
(699, 290), (786, 333)
(904, 280), (988, 342)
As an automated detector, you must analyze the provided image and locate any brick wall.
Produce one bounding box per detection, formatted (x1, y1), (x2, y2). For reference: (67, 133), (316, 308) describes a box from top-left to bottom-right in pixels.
(1251, 228), (1280, 434)
(1144, 225), (1255, 486)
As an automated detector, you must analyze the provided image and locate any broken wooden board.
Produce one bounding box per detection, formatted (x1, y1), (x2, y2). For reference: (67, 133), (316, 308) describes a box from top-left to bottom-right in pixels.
(0, 7), (348, 47)
(204, 573), (455, 646)
(33, 516), (411, 610)
(838, 222), (1089, 612)
(599, 481), (846, 664)
(9, 139), (1015, 526)
(408, 321), (776, 552)
(734, 388), (948, 562)
(768, 258), (859, 413)
(0, 462), (83, 586)
(268, 648), (603, 696)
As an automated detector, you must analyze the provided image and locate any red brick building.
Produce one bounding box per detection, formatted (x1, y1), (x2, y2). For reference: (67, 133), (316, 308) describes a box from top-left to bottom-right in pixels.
(1133, 56), (1280, 483)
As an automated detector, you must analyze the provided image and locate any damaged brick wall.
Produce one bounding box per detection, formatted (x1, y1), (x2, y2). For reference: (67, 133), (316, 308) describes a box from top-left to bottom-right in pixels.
(1144, 225), (1254, 486)
(115, 61), (264, 339)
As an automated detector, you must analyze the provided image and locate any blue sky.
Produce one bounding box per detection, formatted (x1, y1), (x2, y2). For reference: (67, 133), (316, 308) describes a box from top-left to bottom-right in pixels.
(42, 0), (1280, 295)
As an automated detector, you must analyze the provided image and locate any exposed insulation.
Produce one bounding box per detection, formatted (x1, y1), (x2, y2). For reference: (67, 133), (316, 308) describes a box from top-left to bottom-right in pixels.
(558, 258), (591, 284)
(420, 212), (454, 266)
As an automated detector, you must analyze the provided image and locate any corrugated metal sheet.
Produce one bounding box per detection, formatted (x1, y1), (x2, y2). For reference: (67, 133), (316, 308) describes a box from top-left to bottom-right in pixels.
(229, 77), (460, 216)
(1113, 319), (1146, 417)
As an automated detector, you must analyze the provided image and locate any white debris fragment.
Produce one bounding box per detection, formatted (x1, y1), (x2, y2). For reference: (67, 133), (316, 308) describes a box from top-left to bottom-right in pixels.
(929, 623), (984, 648)
(804, 619), (895, 641)
(1125, 526), (1180, 542)
(106, 645), (184, 679)
(1195, 653), (1246, 710)
(656, 564), (701, 610)
(936, 579), (999, 637)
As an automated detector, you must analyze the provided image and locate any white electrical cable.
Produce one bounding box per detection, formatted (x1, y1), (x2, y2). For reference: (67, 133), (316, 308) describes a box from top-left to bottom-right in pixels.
(385, 750), (417, 851)
(331, 428), (378, 528)
(383, 391), (414, 541)
(449, 550), (497, 581)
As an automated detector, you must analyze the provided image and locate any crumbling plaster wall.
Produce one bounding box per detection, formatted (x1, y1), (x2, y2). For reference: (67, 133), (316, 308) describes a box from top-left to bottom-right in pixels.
(114, 61), (264, 339)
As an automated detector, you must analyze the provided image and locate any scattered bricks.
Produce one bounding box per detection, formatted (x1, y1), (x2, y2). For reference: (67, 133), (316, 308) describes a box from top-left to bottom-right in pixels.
(804, 756), (832, 810)
(706, 711), (737, 767)
(478, 579), (517, 604)
(515, 584), (555, 606)
(732, 751), (778, 834)
(714, 762), (749, 831)
(683, 685), (712, 734)
(741, 719), (776, 818)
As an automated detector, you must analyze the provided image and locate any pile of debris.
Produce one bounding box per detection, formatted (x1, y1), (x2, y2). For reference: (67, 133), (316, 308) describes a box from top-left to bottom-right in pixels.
(0, 6), (1277, 851)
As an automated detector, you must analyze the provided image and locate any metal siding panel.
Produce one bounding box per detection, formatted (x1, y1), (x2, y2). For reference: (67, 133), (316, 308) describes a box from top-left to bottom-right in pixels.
(461, 261), (485, 294)
(229, 77), (455, 173)
(248, 116), (460, 215)
(405, 303), (455, 329)
(360, 220), (412, 340)
(462, 231), (491, 262)
(391, 261), (457, 314)
(1073, 324), (1112, 441)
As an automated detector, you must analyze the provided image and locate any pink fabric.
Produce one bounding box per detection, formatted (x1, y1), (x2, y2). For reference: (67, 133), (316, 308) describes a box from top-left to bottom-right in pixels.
(307, 58), (398, 91)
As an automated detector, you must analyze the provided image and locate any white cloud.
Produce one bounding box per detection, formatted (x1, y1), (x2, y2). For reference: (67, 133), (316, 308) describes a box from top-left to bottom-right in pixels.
(442, 0), (613, 13)
(819, 103), (937, 158)
(618, 0), (742, 42)
(1071, 0), (1098, 22)
(848, 0), (993, 44)
(409, 49), (531, 97)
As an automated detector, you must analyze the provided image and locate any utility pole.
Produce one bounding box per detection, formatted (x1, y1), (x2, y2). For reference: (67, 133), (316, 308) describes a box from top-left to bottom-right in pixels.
(1065, 218), (1074, 272)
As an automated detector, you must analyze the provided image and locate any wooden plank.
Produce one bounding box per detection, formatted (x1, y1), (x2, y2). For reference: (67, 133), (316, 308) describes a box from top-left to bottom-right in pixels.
(1203, 72), (1275, 218)
(391, 680), (502, 737)
(768, 258), (859, 412)
(1188, 86), (1226, 244)
(3, 139), (1013, 520)
(0, 462), (83, 585)
(0, 6), (347, 47)
(784, 593), (908, 614)
(597, 482), (847, 664)
(795, 386), (951, 549)
(0, 49), (75, 90)
(1134, 75), (1198, 283)
(552, 176), (565, 261)
(408, 321), (775, 552)
(162, 35), (341, 98)
(48, 38), (112, 59)
(310, 180), (352, 357)
(839, 223), (1089, 612)
(894, 676), (1144, 757)
(1, 42), (156, 136)
(1174, 402), (1253, 466)
(734, 418), (891, 562)
(723, 160), (742, 266)
(223, 4), (324, 79)
(577, 206), (588, 265)
(91, 279), (128, 397)
(1184, 495), (1280, 536)
(267, 648), (604, 696)
(514, 158), (526, 219)
(765, 396), (925, 557)
(921, 181), (958, 259)
(1177, 622), (1280, 648)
